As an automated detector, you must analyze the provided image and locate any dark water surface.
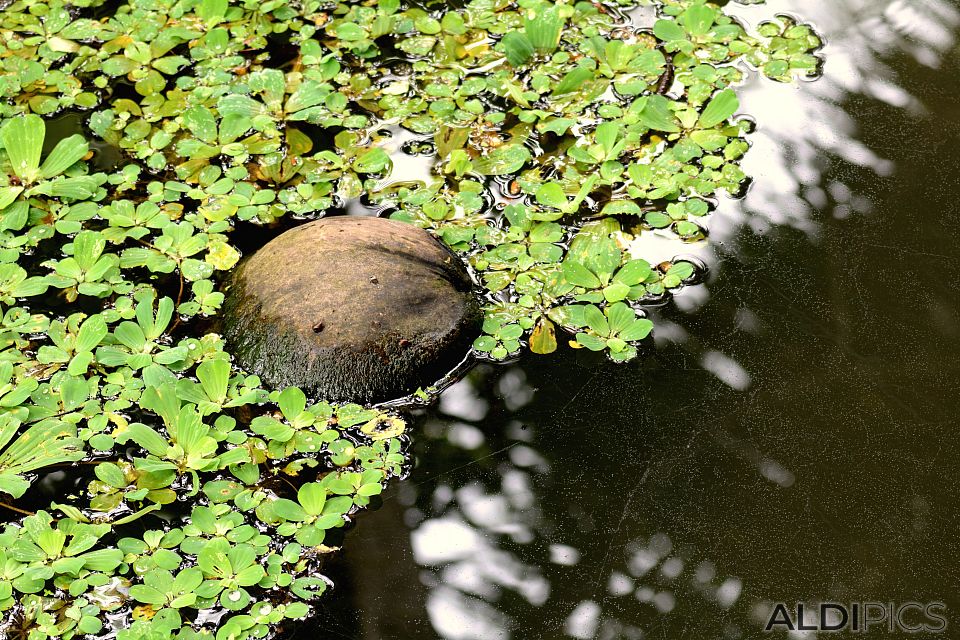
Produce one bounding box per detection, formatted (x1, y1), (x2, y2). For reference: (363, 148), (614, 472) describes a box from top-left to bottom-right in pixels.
(298, 2), (960, 638)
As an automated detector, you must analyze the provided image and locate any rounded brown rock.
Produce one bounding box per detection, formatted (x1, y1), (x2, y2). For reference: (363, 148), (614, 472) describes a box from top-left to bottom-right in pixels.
(222, 216), (481, 403)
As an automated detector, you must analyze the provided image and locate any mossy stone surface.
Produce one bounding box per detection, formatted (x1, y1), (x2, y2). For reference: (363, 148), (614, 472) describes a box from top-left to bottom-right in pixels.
(222, 216), (482, 403)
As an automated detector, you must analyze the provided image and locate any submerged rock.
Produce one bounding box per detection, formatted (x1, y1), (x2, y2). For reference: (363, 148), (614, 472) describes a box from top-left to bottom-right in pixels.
(222, 216), (481, 403)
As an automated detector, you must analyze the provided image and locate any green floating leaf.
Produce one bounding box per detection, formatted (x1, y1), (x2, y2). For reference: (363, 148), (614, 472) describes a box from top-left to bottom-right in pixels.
(583, 304), (609, 336)
(39, 134), (88, 180)
(576, 332), (607, 351)
(501, 32), (534, 67)
(535, 182), (567, 210)
(552, 64), (594, 97)
(698, 89), (739, 129)
(0, 186), (24, 210)
(614, 260), (652, 286)
(524, 5), (564, 53)
(353, 147), (392, 174)
(601, 199), (643, 217)
(635, 95), (680, 133)
(182, 106), (218, 145)
(298, 482), (327, 516)
(197, 358), (230, 405)
(474, 144), (531, 176)
(682, 4), (717, 37)
(663, 261), (697, 287)
(197, 0), (228, 25)
(653, 19), (685, 42)
(562, 261), (601, 289)
(2, 115), (45, 182)
(0, 417), (84, 494)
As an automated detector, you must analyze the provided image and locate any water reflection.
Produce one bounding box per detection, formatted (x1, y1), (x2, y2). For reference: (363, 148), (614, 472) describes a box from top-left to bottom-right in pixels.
(386, 367), (763, 640)
(724, 0), (959, 236)
(302, 2), (960, 639)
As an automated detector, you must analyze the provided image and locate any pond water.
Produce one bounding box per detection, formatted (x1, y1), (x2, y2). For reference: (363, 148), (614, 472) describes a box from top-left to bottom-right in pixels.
(299, 1), (960, 638)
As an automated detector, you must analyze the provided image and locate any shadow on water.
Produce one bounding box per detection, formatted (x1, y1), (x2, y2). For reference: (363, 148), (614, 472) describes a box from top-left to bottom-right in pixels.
(296, 1), (960, 638)
(43, 111), (125, 173)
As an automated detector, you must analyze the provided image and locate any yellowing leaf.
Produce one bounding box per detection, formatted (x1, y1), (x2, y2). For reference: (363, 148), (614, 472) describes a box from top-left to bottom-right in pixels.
(205, 241), (241, 270)
(530, 319), (558, 354)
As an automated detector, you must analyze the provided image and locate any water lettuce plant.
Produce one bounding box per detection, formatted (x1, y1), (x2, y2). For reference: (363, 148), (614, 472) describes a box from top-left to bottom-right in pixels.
(0, 0), (821, 637)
